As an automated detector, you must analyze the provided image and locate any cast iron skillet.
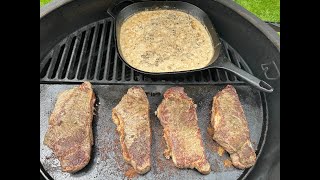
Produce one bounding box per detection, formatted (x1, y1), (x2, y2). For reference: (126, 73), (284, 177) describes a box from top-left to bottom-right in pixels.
(108, 0), (273, 93)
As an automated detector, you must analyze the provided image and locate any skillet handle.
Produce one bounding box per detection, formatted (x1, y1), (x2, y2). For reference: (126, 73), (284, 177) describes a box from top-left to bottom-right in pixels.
(107, 0), (135, 18)
(218, 61), (274, 93)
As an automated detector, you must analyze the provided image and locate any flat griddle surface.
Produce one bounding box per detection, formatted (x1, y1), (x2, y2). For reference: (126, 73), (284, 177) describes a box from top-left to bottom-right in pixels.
(40, 84), (265, 180)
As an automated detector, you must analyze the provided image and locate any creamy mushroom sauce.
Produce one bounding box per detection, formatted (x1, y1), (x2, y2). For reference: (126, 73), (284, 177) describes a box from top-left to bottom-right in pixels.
(119, 10), (214, 73)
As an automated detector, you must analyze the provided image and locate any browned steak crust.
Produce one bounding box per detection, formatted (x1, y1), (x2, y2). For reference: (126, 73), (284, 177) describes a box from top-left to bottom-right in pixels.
(44, 81), (96, 173)
(156, 87), (211, 174)
(112, 87), (151, 174)
(211, 85), (256, 169)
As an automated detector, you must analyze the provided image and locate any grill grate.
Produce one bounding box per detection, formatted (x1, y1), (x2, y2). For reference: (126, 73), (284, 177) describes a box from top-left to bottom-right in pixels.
(40, 18), (252, 84)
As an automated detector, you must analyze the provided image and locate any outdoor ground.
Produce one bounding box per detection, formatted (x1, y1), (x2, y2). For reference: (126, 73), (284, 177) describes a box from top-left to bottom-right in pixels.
(234, 0), (279, 22)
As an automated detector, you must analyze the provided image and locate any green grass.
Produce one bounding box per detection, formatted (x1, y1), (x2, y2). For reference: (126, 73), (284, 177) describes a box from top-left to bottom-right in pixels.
(40, 0), (52, 7)
(235, 0), (280, 22)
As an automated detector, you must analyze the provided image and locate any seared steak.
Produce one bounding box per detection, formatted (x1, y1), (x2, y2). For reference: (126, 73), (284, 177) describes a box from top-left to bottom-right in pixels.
(44, 81), (96, 173)
(211, 85), (256, 169)
(156, 87), (211, 174)
(112, 87), (151, 174)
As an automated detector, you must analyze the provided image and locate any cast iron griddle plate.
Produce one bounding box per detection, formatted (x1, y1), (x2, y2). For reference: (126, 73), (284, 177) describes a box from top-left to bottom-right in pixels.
(40, 84), (266, 180)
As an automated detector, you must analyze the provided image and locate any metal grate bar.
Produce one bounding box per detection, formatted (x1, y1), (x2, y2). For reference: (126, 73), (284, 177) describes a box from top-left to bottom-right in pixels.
(222, 41), (236, 81)
(121, 63), (126, 81)
(46, 45), (62, 79)
(207, 69), (213, 81)
(66, 35), (81, 79)
(215, 69), (221, 81)
(94, 21), (107, 80)
(227, 48), (241, 81)
(103, 21), (114, 80)
(75, 30), (90, 79)
(199, 71), (204, 82)
(112, 51), (119, 81)
(55, 37), (73, 79)
(84, 23), (99, 79)
(40, 52), (53, 78)
(130, 69), (134, 81)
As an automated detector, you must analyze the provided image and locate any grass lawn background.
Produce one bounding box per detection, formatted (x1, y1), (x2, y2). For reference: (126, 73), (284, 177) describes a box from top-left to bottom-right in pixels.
(40, 0), (52, 7)
(235, 0), (279, 22)
(40, 0), (280, 24)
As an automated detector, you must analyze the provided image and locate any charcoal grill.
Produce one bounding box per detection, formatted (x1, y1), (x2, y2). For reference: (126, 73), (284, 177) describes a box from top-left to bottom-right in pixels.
(40, 0), (280, 179)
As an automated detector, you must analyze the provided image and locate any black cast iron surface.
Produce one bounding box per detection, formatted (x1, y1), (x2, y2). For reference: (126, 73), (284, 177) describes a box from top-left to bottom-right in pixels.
(40, 84), (267, 180)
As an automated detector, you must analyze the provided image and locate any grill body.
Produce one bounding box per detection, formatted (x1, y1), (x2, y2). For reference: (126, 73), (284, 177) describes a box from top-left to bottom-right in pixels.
(40, 0), (279, 179)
